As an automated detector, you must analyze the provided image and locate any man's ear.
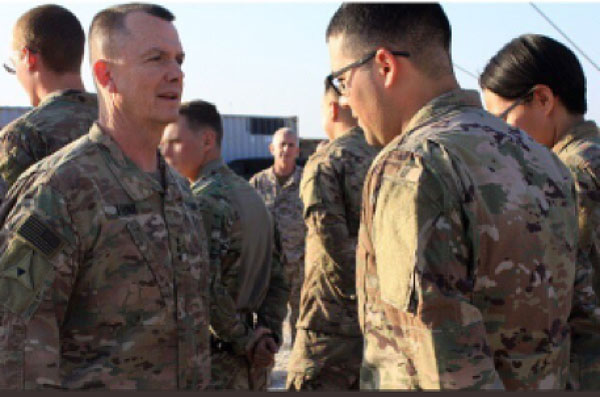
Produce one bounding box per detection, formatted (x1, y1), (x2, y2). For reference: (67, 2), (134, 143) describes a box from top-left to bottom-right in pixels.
(93, 60), (116, 92)
(328, 101), (339, 123)
(202, 129), (218, 151)
(269, 142), (275, 156)
(374, 48), (400, 89)
(24, 48), (37, 71)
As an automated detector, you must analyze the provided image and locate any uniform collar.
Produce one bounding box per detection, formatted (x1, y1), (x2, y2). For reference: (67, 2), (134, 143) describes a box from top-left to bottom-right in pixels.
(403, 89), (482, 136)
(37, 89), (96, 107)
(89, 122), (180, 203)
(335, 126), (362, 140)
(269, 164), (302, 188)
(552, 120), (599, 155)
(197, 157), (226, 180)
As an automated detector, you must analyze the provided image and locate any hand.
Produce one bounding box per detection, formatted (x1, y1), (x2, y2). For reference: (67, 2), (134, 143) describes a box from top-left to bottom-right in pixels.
(252, 336), (279, 368)
(245, 326), (272, 362)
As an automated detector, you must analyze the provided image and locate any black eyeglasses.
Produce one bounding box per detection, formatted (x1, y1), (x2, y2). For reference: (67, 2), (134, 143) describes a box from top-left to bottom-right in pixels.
(497, 87), (535, 120)
(3, 55), (16, 75)
(3, 62), (15, 75)
(326, 50), (410, 97)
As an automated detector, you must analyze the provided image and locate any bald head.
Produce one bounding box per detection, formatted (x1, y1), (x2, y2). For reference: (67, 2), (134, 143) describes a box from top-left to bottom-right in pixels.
(272, 127), (298, 146)
(89, 3), (174, 62)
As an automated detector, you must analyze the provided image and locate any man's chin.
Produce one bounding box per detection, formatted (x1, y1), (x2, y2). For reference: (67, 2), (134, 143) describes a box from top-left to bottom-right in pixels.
(153, 112), (180, 127)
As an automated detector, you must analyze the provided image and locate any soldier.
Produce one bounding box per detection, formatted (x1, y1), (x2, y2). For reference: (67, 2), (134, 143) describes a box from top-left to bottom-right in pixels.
(480, 34), (600, 390)
(250, 127), (305, 344)
(161, 100), (289, 390)
(326, 4), (578, 389)
(286, 79), (379, 391)
(0, 3), (210, 389)
(0, 5), (98, 196)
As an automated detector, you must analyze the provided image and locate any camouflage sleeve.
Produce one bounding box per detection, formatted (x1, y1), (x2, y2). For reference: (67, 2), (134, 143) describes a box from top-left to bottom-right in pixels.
(248, 174), (258, 189)
(0, 180), (79, 389)
(0, 121), (39, 188)
(0, 177), (7, 206)
(196, 194), (254, 356)
(568, 164), (600, 390)
(255, 222), (290, 346)
(301, 156), (357, 299)
(372, 150), (503, 389)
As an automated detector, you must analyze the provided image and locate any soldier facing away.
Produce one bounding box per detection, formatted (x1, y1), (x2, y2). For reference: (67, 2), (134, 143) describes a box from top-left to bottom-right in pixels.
(326, 4), (578, 389)
(480, 34), (600, 390)
(250, 127), (306, 344)
(161, 100), (289, 390)
(0, 3), (210, 389)
(0, 5), (98, 198)
(286, 78), (379, 390)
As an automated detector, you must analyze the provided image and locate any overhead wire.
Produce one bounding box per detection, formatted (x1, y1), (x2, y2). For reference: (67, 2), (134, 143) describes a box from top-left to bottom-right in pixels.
(453, 63), (478, 81)
(530, 2), (600, 72)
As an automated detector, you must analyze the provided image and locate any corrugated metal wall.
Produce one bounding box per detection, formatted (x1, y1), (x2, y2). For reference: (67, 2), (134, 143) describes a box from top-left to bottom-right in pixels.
(0, 107), (31, 129)
(221, 116), (270, 162)
(0, 106), (297, 163)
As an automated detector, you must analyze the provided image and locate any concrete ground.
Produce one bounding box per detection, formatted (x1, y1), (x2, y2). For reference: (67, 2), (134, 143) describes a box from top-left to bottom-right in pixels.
(268, 313), (292, 391)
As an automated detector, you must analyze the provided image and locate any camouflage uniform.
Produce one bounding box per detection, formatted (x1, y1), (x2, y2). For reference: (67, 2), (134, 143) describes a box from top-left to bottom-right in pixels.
(0, 89), (98, 193)
(357, 89), (578, 390)
(193, 158), (289, 390)
(552, 120), (600, 390)
(286, 127), (378, 391)
(0, 123), (210, 389)
(250, 165), (305, 342)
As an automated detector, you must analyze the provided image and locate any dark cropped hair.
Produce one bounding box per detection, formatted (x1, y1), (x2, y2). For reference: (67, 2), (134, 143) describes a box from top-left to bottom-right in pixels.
(326, 3), (452, 78)
(90, 3), (174, 58)
(479, 34), (586, 115)
(179, 100), (224, 146)
(15, 4), (85, 74)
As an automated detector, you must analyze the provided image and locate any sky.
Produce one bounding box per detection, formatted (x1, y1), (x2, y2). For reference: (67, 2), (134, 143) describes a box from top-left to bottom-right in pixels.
(0, 1), (598, 139)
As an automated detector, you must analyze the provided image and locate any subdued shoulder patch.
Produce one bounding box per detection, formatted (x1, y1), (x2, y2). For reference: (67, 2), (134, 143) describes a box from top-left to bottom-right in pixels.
(16, 214), (63, 258)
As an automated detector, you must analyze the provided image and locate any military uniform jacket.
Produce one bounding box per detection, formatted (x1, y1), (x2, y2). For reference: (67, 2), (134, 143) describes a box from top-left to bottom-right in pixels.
(0, 89), (98, 190)
(552, 120), (600, 389)
(192, 158), (289, 346)
(357, 89), (578, 390)
(250, 165), (306, 266)
(296, 127), (378, 336)
(0, 123), (210, 389)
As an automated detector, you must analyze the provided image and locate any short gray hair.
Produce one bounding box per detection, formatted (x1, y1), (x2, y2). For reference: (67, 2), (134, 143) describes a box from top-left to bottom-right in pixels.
(271, 127), (299, 145)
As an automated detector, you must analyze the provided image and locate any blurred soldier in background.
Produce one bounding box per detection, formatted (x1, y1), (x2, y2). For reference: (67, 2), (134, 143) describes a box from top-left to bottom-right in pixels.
(250, 127), (305, 344)
(481, 34), (600, 390)
(161, 100), (289, 390)
(286, 78), (378, 390)
(327, 3), (578, 389)
(0, 4), (97, 201)
(0, 3), (210, 389)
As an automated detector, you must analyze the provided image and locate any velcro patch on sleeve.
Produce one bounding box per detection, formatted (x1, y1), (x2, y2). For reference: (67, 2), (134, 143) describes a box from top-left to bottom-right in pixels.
(16, 214), (63, 258)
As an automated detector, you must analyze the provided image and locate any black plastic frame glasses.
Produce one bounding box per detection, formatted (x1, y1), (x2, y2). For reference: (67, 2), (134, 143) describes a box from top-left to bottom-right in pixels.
(497, 87), (536, 120)
(3, 62), (16, 75)
(326, 50), (410, 97)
